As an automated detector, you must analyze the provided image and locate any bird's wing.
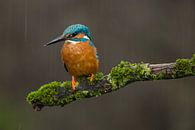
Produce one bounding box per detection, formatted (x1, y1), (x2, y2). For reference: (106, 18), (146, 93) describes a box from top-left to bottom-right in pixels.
(93, 47), (99, 59)
(64, 64), (68, 72)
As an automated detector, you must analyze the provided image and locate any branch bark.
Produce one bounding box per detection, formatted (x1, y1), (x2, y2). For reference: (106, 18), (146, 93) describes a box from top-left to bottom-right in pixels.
(26, 54), (195, 111)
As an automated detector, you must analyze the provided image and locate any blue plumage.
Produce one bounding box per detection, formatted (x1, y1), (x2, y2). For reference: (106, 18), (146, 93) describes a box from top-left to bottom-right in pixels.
(63, 24), (92, 40)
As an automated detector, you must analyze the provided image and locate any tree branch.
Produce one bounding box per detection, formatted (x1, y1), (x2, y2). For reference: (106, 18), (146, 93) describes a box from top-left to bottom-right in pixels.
(26, 54), (195, 111)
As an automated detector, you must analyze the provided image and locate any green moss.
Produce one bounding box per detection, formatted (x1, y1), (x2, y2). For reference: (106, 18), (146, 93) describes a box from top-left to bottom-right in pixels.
(152, 72), (165, 80)
(75, 90), (89, 100)
(27, 80), (102, 106)
(64, 94), (74, 104)
(89, 90), (101, 97)
(191, 54), (195, 65)
(26, 81), (72, 106)
(153, 71), (177, 80)
(87, 72), (104, 85)
(174, 54), (195, 77)
(108, 61), (151, 90)
(174, 58), (193, 77)
(60, 81), (72, 89)
(64, 90), (101, 103)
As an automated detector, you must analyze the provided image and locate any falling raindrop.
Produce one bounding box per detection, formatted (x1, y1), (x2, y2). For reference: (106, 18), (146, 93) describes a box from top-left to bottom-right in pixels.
(24, 0), (28, 43)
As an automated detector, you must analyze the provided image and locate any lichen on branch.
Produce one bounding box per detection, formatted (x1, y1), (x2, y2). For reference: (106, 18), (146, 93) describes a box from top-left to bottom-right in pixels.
(26, 54), (195, 111)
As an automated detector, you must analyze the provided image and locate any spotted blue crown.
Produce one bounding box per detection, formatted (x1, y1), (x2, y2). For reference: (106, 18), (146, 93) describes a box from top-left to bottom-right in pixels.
(63, 24), (92, 40)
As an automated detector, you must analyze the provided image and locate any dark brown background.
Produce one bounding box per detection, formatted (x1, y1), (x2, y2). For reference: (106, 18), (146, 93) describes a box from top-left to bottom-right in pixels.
(0, 0), (195, 130)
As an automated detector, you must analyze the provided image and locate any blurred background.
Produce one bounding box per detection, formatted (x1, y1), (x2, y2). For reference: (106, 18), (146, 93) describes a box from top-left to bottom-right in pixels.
(0, 0), (195, 130)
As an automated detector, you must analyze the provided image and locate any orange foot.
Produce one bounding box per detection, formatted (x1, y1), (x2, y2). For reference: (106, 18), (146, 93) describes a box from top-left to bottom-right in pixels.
(90, 74), (94, 81)
(72, 76), (76, 90)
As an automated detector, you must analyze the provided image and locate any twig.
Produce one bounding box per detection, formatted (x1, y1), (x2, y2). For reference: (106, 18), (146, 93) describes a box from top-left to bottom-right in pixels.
(26, 54), (195, 111)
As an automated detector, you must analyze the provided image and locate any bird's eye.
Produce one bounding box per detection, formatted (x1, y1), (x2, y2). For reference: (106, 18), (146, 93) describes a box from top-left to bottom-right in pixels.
(66, 33), (77, 39)
(66, 34), (72, 38)
(72, 33), (77, 36)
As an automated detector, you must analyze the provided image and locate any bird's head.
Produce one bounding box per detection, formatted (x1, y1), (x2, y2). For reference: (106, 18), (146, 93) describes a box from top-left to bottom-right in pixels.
(45, 24), (92, 46)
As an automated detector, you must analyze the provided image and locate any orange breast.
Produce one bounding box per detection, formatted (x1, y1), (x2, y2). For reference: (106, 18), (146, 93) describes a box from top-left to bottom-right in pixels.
(61, 41), (99, 77)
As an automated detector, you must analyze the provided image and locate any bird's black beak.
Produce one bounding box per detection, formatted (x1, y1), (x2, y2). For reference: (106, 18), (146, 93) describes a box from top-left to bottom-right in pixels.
(44, 34), (66, 46)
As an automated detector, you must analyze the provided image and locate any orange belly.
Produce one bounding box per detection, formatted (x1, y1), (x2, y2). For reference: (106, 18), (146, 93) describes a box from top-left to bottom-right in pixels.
(61, 41), (99, 77)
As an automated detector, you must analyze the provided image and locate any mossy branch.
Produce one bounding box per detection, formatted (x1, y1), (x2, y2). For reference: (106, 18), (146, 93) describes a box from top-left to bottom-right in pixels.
(27, 54), (195, 111)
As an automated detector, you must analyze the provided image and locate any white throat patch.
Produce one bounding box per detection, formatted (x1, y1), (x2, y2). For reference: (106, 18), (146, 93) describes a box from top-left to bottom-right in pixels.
(65, 40), (80, 45)
(83, 35), (90, 40)
(65, 35), (90, 45)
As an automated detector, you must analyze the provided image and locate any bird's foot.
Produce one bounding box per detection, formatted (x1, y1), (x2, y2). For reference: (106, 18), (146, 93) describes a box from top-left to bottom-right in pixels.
(72, 76), (76, 90)
(90, 74), (94, 81)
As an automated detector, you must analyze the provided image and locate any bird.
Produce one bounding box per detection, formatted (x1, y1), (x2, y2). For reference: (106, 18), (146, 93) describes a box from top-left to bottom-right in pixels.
(45, 24), (99, 90)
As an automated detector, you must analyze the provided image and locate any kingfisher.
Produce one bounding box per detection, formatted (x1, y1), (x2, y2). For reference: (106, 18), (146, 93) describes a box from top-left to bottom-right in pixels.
(45, 24), (99, 90)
